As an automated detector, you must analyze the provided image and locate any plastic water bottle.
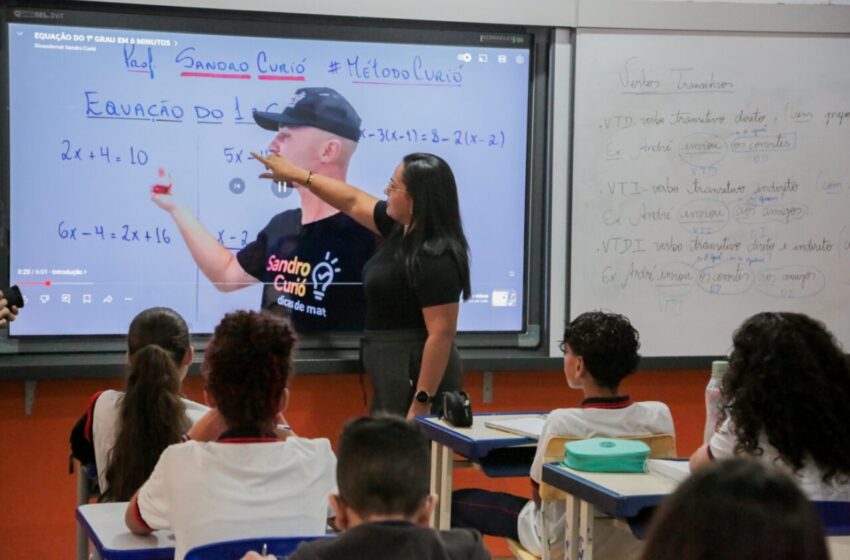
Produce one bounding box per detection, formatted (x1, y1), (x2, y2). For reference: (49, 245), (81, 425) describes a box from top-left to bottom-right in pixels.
(703, 360), (729, 443)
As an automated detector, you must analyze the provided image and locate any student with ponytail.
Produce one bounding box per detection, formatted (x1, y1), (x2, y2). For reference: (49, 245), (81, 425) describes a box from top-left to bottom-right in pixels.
(70, 307), (208, 501)
(125, 310), (336, 560)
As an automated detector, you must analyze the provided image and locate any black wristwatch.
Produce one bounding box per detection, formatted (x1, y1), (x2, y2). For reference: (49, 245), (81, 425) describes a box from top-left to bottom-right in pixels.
(414, 390), (434, 404)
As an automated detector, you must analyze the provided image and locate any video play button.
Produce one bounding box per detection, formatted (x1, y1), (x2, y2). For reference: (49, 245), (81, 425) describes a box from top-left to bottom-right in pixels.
(229, 177), (246, 194)
(270, 180), (294, 199)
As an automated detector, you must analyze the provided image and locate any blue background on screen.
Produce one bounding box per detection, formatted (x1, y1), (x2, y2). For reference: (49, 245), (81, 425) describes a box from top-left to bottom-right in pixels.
(8, 23), (529, 335)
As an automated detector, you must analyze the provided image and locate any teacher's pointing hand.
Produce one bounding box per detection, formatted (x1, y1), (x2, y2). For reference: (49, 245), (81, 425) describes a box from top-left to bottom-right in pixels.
(252, 152), (310, 187)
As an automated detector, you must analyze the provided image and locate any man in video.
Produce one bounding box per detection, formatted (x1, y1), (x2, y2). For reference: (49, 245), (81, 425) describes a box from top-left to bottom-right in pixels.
(152, 87), (378, 332)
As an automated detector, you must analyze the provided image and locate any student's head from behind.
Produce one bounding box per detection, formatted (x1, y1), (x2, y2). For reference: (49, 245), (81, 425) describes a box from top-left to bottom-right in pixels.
(203, 310), (297, 431)
(103, 307), (193, 502)
(392, 152), (471, 300)
(253, 87), (360, 175)
(333, 415), (434, 528)
(127, 306), (193, 381)
(640, 458), (828, 560)
(722, 311), (850, 482)
(561, 311), (640, 391)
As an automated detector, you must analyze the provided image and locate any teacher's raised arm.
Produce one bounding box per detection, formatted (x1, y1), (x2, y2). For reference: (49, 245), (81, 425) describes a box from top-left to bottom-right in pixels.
(253, 151), (381, 235)
(254, 151), (471, 419)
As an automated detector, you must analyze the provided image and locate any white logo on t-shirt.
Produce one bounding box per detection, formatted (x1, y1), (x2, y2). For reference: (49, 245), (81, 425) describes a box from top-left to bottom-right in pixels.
(311, 251), (342, 302)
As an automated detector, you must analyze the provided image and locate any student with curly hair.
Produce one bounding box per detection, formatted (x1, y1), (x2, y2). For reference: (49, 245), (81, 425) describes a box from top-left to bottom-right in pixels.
(691, 311), (850, 500)
(125, 310), (336, 560)
(69, 307), (208, 501)
(641, 458), (829, 560)
(452, 311), (674, 560)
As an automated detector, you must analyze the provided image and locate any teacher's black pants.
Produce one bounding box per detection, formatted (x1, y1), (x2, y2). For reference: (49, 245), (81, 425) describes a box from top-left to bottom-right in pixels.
(361, 329), (463, 417)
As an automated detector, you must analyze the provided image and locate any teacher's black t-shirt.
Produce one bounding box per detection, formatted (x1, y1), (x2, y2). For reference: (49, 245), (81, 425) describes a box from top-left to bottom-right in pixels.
(237, 209), (378, 332)
(363, 201), (463, 330)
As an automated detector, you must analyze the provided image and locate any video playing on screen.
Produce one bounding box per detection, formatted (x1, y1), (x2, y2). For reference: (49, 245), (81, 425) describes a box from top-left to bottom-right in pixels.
(6, 11), (530, 335)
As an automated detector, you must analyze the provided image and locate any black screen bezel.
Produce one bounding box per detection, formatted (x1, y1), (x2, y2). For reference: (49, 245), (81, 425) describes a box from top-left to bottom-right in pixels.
(1, 0), (550, 363)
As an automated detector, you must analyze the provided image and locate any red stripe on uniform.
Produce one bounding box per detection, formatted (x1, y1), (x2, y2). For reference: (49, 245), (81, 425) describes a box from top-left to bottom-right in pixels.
(133, 499), (153, 533)
(582, 399), (634, 410)
(218, 437), (279, 444)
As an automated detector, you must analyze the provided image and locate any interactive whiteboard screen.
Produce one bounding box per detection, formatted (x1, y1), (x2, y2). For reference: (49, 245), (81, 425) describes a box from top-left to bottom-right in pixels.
(6, 10), (531, 335)
(571, 30), (850, 357)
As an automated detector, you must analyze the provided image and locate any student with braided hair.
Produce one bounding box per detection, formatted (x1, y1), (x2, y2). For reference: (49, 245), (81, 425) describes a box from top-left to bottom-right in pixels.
(125, 310), (336, 560)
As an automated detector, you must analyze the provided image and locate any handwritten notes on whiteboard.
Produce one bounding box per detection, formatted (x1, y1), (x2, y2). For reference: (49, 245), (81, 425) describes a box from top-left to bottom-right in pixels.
(570, 30), (850, 357)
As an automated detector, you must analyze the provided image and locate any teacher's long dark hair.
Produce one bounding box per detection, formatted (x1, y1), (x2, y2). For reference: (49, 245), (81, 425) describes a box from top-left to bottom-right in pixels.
(400, 153), (471, 300)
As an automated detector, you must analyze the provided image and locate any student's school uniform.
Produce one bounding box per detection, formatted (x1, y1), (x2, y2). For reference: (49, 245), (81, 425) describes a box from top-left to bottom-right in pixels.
(132, 428), (337, 560)
(520, 396), (674, 560)
(452, 396), (674, 560)
(708, 416), (850, 501)
(288, 521), (490, 560)
(70, 389), (209, 494)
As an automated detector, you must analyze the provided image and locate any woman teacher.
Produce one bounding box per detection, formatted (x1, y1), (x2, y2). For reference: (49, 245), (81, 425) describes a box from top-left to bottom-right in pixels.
(253, 151), (470, 419)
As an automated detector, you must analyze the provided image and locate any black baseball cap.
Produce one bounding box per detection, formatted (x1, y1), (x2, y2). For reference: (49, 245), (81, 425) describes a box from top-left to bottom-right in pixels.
(253, 87), (362, 142)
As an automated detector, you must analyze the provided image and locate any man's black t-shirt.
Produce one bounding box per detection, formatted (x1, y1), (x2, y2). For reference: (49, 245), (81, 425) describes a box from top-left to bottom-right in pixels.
(237, 209), (378, 332)
(363, 201), (463, 330)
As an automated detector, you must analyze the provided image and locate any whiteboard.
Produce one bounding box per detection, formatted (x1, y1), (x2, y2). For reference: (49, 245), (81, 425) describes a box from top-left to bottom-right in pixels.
(570, 30), (850, 357)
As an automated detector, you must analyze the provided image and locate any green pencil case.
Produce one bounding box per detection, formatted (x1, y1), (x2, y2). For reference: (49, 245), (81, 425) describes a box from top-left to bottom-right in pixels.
(563, 438), (650, 473)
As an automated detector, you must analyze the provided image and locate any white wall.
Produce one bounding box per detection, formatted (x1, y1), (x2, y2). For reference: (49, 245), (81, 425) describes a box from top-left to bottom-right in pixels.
(73, 0), (579, 26)
(78, 0), (850, 32)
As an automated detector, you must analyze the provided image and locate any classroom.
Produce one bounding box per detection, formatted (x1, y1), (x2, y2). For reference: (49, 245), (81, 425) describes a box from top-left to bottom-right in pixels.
(1, 0), (849, 558)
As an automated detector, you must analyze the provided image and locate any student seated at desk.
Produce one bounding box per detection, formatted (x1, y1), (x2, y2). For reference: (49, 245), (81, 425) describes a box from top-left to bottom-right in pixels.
(452, 311), (674, 560)
(69, 307), (209, 501)
(244, 415), (490, 560)
(691, 312), (850, 501)
(125, 310), (337, 560)
(642, 457), (829, 560)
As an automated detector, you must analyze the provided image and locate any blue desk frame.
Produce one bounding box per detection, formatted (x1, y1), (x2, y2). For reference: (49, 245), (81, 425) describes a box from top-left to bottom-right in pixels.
(817, 502), (850, 537)
(540, 463), (680, 560)
(416, 412), (543, 529)
(76, 502), (175, 560)
(541, 463), (850, 560)
(541, 464), (671, 519)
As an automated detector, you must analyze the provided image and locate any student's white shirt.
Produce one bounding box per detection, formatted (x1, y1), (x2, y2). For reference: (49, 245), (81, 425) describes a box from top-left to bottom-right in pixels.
(710, 416), (850, 501)
(92, 389), (209, 492)
(136, 436), (337, 560)
(528, 401), (675, 483)
(519, 399), (675, 560)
